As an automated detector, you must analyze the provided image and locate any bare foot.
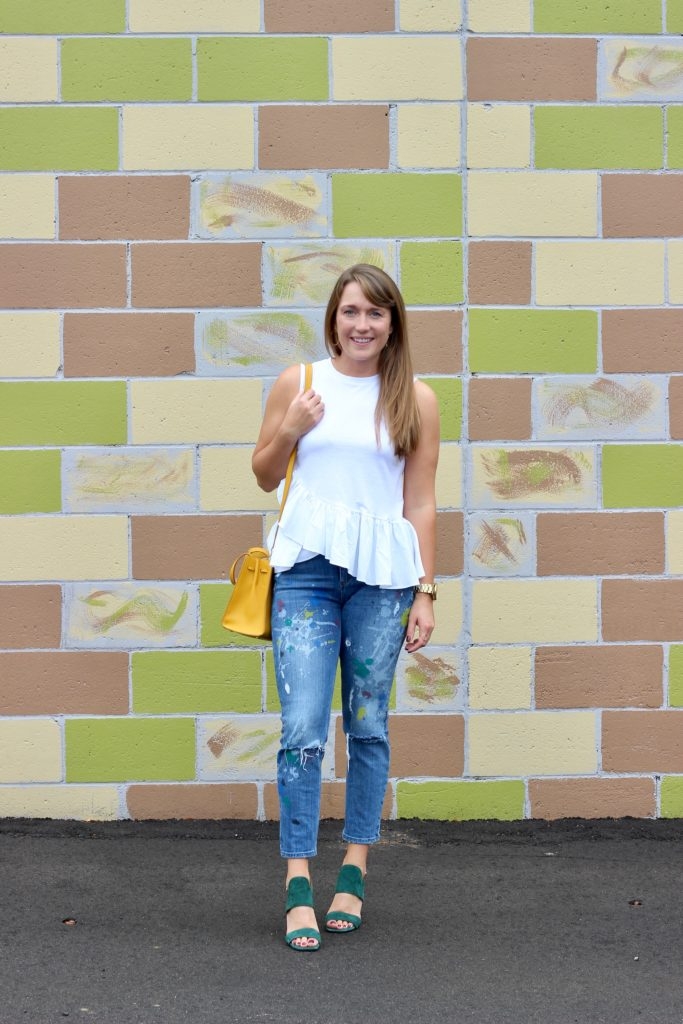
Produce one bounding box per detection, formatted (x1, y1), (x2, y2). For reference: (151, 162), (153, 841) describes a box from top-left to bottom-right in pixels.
(326, 890), (363, 931)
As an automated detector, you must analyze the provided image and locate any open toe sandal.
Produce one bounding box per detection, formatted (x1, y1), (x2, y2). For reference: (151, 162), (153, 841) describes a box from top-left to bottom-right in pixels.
(325, 864), (364, 934)
(285, 876), (321, 952)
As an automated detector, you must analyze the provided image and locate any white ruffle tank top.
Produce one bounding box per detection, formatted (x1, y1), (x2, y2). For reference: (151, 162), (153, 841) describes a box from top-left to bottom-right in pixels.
(268, 358), (424, 589)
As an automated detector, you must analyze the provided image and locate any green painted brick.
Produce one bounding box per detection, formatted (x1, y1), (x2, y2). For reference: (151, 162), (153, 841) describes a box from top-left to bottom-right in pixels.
(198, 37), (328, 101)
(669, 647), (683, 707)
(401, 242), (463, 305)
(132, 651), (261, 714)
(535, 107), (663, 171)
(421, 378), (462, 441)
(0, 383), (127, 446)
(0, 108), (118, 172)
(602, 445), (683, 508)
(0, 451), (61, 514)
(469, 310), (598, 374)
(62, 39), (192, 102)
(200, 584), (268, 648)
(669, 1), (683, 32)
(333, 174), (462, 239)
(534, 0), (661, 33)
(397, 781), (525, 821)
(65, 718), (195, 783)
(660, 776), (683, 817)
(665, 108), (683, 169)
(0, 0), (125, 33)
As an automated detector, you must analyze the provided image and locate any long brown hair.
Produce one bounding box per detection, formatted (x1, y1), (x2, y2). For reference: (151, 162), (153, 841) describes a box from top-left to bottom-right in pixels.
(324, 264), (420, 457)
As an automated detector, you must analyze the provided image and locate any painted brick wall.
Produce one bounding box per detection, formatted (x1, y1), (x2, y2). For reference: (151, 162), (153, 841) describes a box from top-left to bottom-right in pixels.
(1, 0), (683, 823)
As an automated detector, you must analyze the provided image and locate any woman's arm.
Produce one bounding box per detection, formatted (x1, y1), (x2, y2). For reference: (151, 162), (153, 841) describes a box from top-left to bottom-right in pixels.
(252, 365), (324, 492)
(402, 380), (440, 652)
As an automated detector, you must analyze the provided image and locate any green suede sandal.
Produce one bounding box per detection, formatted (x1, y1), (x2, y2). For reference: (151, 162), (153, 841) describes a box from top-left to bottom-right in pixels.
(324, 864), (365, 933)
(285, 876), (321, 952)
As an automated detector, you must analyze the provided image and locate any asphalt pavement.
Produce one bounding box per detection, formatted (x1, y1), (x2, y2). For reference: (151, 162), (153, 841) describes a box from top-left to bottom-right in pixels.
(1, 817), (682, 1024)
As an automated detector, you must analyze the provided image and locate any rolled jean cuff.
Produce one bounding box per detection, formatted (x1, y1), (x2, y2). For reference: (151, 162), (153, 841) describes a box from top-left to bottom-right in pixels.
(341, 831), (381, 846)
(280, 847), (317, 859)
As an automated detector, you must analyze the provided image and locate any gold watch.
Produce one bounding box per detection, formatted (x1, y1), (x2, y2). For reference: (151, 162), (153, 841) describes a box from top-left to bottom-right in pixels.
(414, 583), (438, 600)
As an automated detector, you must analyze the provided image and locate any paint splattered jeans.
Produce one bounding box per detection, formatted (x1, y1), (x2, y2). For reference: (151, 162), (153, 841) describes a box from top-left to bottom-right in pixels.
(272, 554), (414, 858)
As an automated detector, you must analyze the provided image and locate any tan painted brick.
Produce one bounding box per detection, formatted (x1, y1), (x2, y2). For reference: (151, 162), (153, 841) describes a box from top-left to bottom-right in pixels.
(603, 309), (683, 373)
(468, 38), (596, 102)
(537, 241), (665, 306)
(0, 516), (128, 583)
(468, 0), (531, 32)
(0, 720), (61, 783)
(0, 244), (126, 309)
(332, 37), (462, 101)
(200, 447), (279, 512)
(0, 37), (57, 101)
(123, 105), (254, 171)
(668, 241), (683, 304)
(603, 174), (683, 237)
(259, 105), (389, 171)
(396, 104), (461, 170)
(469, 378), (532, 441)
(130, 0), (260, 33)
(603, 580), (683, 641)
(469, 711), (598, 776)
(334, 715), (464, 778)
(0, 786), (120, 821)
(400, 0), (461, 30)
(59, 176), (190, 241)
(263, 781), (393, 820)
(131, 242), (261, 309)
(529, 778), (656, 819)
(126, 784), (258, 820)
(468, 241), (532, 306)
(467, 104), (531, 169)
(0, 313), (60, 378)
(603, 711), (683, 772)
(0, 585), (61, 649)
(1, 652), (128, 715)
(64, 313), (195, 378)
(0, 175), (55, 239)
(667, 511), (683, 573)
(132, 514), (262, 581)
(436, 511), (463, 576)
(670, 377), (683, 439)
(537, 512), (664, 576)
(435, 444), (462, 509)
(535, 645), (663, 709)
(131, 380), (261, 444)
(430, 578), (463, 646)
(469, 173), (598, 237)
(407, 310), (462, 374)
(468, 646), (532, 710)
(265, 0), (394, 32)
(472, 580), (598, 643)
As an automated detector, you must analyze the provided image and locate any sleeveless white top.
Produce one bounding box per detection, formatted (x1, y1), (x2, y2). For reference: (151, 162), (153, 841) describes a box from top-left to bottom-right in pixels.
(268, 358), (424, 589)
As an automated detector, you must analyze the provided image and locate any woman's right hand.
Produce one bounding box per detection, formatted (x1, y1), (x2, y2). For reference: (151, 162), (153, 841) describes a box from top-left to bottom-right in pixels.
(282, 386), (324, 439)
(252, 366), (324, 492)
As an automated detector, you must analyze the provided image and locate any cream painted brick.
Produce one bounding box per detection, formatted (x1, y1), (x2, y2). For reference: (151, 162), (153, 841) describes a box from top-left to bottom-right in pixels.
(0, 175), (55, 239)
(123, 106), (254, 171)
(397, 104), (461, 169)
(467, 104), (531, 169)
(0, 785), (120, 820)
(469, 711), (598, 777)
(667, 511), (683, 573)
(432, 578), (463, 645)
(0, 38), (57, 102)
(332, 37), (462, 101)
(436, 444), (462, 509)
(0, 720), (61, 783)
(471, 579), (598, 643)
(668, 241), (683, 304)
(0, 515), (128, 582)
(129, 0), (260, 31)
(536, 242), (665, 306)
(468, 646), (532, 709)
(0, 313), (60, 377)
(400, 0), (462, 30)
(200, 446), (278, 512)
(468, 172), (598, 237)
(131, 380), (262, 444)
(468, 0), (531, 31)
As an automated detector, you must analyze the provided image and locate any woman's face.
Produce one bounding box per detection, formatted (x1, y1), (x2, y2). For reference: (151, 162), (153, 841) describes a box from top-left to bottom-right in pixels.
(333, 281), (392, 377)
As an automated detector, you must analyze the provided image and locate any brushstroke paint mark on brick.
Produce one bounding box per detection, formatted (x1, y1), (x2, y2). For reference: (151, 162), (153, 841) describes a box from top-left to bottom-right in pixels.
(65, 583), (196, 648)
(472, 447), (596, 508)
(601, 39), (683, 100)
(264, 242), (393, 305)
(196, 310), (325, 376)
(200, 717), (284, 780)
(402, 651), (461, 707)
(63, 448), (195, 512)
(471, 517), (529, 572)
(538, 376), (663, 438)
(196, 173), (326, 238)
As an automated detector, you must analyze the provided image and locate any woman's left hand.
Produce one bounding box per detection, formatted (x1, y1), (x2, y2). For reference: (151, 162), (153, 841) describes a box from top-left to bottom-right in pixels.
(404, 592), (435, 652)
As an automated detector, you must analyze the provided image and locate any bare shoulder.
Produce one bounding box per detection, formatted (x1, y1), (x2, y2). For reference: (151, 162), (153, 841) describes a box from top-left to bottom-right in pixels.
(268, 364), (302, 405)
(414, 378), (439, 417)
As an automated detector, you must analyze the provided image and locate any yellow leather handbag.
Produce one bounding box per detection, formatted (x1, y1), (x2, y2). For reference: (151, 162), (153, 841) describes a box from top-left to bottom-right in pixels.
(221, 363), (312, 640)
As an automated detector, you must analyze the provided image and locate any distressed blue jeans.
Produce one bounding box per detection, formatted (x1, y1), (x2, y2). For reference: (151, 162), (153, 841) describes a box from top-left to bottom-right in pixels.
(272, 555), (414, 858)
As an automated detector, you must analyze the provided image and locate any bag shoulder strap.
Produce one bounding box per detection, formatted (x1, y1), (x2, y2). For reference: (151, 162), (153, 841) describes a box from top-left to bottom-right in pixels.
(277, 362), (312, 521)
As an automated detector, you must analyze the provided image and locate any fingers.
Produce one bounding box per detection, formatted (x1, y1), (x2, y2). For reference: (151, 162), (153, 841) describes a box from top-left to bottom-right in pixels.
(404, 614), (433, 652)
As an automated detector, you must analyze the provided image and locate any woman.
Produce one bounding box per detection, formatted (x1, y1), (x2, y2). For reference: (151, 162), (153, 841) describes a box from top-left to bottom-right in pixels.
(252, 264), (440, 951)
